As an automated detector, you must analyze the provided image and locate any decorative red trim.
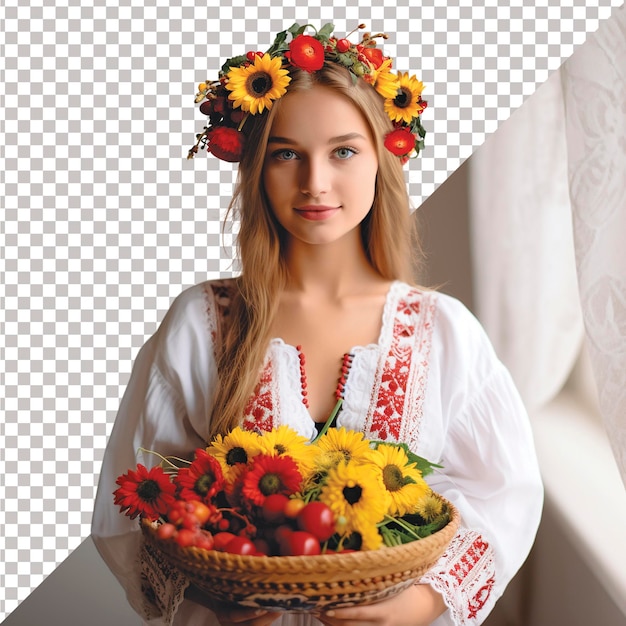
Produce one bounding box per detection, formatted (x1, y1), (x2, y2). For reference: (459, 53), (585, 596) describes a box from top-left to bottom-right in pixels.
(242, 360), (275, 433)
(296, 345), (309, 408)
(335, 352), (354, 400)
(367, 288), (434, 445)
(422, 530), (496, 624)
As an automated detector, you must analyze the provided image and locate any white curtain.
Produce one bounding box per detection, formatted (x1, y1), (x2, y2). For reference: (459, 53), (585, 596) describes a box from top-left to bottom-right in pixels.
(469, 4), (626, 487)
(561, 6), (626, 488)
(468, 70), (585, 413)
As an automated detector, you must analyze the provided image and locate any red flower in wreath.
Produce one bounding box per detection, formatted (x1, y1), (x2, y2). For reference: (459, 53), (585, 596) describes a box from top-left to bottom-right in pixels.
(114, 464), (176, 521)
(208, 126), (245, 162)
(384, 127), (416, 157)
(241, 454), (302, 506)
(288, 34), (325, 72)
(359, 45), (386, 69)
(174, 448), (225, 504)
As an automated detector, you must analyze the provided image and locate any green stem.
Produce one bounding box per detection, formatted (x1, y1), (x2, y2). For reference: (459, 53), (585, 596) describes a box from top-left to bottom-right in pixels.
(312, 399), (343, 443)
(382, 515), (422, 541)
(136, 448), (192, 470)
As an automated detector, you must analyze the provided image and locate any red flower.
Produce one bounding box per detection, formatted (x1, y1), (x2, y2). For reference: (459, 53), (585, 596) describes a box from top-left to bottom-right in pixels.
(288, 35), (325, 72)
(359, 46), (385, 69)
(174, 448), (225, 504)
(114, 464), (176, 521)
(199, 96), (227, 117)
(384, 127), (416, 157)
(208, 126), (245, 162)
(241, 454), (302, 506)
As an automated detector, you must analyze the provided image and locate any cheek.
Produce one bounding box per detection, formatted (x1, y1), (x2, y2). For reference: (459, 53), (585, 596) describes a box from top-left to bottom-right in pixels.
(355, 162), (378, 205)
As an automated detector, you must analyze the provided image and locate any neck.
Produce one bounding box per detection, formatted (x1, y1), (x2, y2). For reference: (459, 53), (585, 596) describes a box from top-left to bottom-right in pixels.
(282, 230), (386, 298)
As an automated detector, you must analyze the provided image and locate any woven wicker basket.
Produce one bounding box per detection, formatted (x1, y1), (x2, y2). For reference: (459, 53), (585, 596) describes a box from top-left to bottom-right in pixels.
(142, 501), (460, 612)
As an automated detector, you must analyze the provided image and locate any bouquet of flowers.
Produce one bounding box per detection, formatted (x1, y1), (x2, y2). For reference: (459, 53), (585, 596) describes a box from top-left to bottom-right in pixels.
(114, 416), (459, 610)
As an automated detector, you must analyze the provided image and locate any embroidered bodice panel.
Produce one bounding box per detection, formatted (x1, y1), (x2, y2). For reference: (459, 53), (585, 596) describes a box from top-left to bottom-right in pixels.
(210, 280), (437, 453)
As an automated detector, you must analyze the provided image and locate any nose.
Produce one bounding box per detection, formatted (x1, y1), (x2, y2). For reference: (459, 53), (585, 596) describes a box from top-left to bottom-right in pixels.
(299, 156), (330, 198)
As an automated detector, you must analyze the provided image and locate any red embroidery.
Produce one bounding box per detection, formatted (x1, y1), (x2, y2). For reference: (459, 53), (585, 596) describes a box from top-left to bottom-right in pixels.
(422, 530), (496, 624)
(449, 537), (490, 584)
(468, 576), (495, 619)
(242, 360), (275, 433)
(367, 289), (434, 445)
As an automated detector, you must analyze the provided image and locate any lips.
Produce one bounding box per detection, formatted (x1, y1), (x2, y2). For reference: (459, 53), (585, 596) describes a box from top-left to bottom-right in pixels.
(294, 205), (340, 221)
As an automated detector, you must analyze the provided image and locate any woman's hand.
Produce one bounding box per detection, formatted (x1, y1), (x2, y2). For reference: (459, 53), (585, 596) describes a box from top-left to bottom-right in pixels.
(316, 584), (447, 626)
(211, 606), (281, 626)
(185, 583), (281, 625)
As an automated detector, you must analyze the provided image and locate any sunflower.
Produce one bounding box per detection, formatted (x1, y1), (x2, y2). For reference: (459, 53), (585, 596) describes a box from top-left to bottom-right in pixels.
(241, 453), (302, 506)
(206, 426), (262, 484)
(364, 58), (400, 100)
(319, 460), (389, 536)
(313, 427), (375, 475)
(351, 521), (384, 551)
(371, 444), (431, 517)
(225, 53), (291, 114)
(174, 448), (225, 504)
(256, 425), (320, 477)
(384, 72), (425, 124)
(113, 463), (176, 521)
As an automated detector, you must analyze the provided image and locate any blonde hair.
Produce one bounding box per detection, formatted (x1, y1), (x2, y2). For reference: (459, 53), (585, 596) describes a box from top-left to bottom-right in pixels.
(208, 63), (420, 439)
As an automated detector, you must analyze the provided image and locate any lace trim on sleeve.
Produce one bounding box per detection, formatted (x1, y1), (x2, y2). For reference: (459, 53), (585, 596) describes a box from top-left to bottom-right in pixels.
(139, 538), (190, 624)
(420, 529), (496, 626)
(205, 279), (235, 352)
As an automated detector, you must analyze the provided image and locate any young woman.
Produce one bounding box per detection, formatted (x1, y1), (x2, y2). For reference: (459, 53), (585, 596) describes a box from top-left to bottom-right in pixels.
(92, 24), (543, 626)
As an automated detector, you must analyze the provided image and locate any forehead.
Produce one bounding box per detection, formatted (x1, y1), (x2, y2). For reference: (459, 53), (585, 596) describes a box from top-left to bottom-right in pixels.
(269, 85), (373, 142)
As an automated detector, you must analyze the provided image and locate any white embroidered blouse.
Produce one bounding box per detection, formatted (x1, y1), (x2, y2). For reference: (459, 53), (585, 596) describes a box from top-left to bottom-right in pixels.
(91, 279), (543, 626)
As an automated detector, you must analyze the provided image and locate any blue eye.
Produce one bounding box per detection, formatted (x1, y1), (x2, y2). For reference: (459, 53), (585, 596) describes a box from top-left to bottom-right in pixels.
(274, 149), (298, 161)
(335, 147), (357, 160)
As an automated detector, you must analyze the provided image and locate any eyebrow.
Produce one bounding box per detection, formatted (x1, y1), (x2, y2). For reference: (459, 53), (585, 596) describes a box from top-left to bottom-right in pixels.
(267, 132), (367, 145)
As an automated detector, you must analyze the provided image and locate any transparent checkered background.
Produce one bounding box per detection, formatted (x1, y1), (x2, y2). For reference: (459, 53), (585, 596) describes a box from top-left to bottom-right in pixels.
(2, 0), (623, 619)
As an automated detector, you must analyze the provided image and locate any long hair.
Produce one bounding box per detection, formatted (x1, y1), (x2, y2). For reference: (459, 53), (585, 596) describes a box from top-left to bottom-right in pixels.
(208, 63), (420, 439)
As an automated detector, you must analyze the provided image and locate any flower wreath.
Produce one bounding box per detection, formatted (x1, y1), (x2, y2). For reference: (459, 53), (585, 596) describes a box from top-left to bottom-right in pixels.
(187, 23), (427, 164)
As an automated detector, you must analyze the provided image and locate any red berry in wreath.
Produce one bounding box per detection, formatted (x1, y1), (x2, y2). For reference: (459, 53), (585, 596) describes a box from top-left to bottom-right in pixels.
(336, 38), (351, 53)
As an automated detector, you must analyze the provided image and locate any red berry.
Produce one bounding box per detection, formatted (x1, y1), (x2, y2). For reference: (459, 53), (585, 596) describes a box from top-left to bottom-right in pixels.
(246, 51), (257, 61)
(213, 531), (236, 551)
(285, 530), (321, 556)
(224, 535), (256, 556)
(253, 538), (271, 555)
(175, 528), (197, 548)
(195, 531), (215, 550)
(157, 523), (177, 540)
(297, 502), (335, 542)
(261, 493), (289, 524)
(336, 39), (351, 53)
(181, 512), (200, 530)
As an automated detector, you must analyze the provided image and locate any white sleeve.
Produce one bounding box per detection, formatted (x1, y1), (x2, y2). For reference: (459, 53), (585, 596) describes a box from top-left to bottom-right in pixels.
(419, 295), (544, 626)
(91, 283), (221, 625)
